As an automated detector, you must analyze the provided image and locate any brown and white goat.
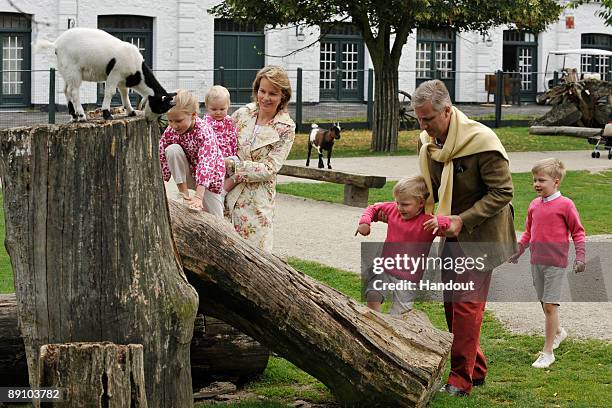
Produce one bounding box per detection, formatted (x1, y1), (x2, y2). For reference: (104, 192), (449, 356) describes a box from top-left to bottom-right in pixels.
(306, 122), (341, 169)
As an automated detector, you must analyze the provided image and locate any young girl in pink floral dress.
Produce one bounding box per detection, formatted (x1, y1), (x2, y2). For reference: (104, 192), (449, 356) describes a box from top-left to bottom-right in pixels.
(203, 85), (238, 193)
(159, 89), (225, 217)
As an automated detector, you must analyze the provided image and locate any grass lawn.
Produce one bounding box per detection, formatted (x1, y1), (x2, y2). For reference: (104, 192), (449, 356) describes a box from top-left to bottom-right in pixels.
(277, 170), (612, 235)
(196, 258), (611, 407)
(287, 127), (590, 160)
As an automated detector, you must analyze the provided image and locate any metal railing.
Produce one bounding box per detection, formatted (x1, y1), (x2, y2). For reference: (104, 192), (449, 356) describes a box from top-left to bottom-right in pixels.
(1, 67), (608, 131)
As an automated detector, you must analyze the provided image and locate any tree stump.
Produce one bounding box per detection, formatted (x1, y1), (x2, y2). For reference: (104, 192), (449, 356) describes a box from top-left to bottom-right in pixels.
(0, 294), (268, 388)
(168, 202), (453, 408)
(0, 118), (199, 407)
(38, 342), (147, 407)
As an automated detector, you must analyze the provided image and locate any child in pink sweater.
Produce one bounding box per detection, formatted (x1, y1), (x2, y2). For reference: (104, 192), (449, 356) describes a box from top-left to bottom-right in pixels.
(356, 176), (449, 314)
(509, 158), (586, 369)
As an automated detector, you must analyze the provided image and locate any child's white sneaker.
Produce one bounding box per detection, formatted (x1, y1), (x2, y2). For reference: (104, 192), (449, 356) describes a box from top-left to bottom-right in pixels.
(553, 327), (567, 350)
(532, 351), (555, 368)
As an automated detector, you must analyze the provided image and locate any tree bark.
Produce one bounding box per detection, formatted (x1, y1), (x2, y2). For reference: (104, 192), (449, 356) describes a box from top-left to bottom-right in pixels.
(38, 342), (147, 408)
(0, 118), (199, 407)
(371, 63), (401, 152)
(535, 79), (612, 127)
(168, 202), (453, 408)
(0, 294), (268, 388)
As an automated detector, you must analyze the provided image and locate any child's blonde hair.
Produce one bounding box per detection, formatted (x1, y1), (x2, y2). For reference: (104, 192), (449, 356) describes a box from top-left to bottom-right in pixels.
(532, 158), (566, 182)
(205, 85), (230, 108)
(168, 89), (199, 115)
(393, 176), (430, 201)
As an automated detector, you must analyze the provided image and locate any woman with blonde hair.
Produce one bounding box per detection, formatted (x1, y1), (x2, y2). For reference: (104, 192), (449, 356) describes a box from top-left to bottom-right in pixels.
(224, 65), (295, 251)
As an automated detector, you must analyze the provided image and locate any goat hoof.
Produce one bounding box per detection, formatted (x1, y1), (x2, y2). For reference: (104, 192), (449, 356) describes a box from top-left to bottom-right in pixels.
(76, 115), (87, 122)
(128, 111), (137, 117)
(328, 166), (332, 169)
(102, 109), (113, 120)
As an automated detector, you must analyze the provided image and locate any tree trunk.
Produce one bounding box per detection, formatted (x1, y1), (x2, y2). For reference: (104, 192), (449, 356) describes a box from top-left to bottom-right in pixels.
(0, 118), (199, 407)
(371, 63), (401, 152)
(38, 342), (147, 408)
(0, 294), (268, 388)
(0, 294), (28, 386)
(168, 202), (453, 408)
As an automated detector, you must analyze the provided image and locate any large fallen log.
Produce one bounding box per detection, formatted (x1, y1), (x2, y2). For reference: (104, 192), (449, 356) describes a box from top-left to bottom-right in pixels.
(0, 294), (268, 388)
(168, 202), (453, 408)
(529, 126), (602, 138)
(0, 118), (199, 407)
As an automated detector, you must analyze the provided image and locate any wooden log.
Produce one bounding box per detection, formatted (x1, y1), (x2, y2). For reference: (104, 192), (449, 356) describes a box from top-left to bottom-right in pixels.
(278, 164), (386, 207)
(0, 294), (268, 388)
(533, 100), (582, 127)
(168, 202), (453, 408)
(343, 184), (369, 207)
(0, 117), (199, 407)
(38, 342), (147, 407)
(279, 164), (386, 189)
(529, 126), (602, 138)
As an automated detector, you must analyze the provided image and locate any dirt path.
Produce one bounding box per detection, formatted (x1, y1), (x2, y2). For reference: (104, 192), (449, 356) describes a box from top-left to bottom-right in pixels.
(273, 151), (612, 342)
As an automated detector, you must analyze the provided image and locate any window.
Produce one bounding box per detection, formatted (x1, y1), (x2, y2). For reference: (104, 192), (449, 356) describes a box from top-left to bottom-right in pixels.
(0, 12), (31, 106)
(581, 33), (612, 75)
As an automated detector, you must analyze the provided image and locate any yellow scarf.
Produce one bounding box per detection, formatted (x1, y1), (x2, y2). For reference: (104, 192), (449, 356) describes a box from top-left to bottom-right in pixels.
(418, 107), (509, 215)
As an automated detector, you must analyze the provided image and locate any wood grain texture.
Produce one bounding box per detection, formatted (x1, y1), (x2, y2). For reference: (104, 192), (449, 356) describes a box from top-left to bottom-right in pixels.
(169, 202), (453, 408)
(0, 118), (198, 407)
(38, 342), (147, 407)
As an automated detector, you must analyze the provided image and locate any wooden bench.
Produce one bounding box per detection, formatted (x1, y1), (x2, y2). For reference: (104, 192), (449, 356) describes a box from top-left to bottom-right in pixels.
(278, 164), (386, 207)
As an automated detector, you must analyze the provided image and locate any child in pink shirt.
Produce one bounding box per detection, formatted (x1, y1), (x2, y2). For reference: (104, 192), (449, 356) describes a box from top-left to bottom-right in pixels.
(203, 85), (238, 194)
(509, 158), (586, 369)
(159, 89), (225, 217)
(356, 176), (449, 314)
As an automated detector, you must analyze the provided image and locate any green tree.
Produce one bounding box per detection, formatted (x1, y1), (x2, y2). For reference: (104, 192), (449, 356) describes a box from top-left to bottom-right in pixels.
(570, 1), (612, 26)
(212, 0), (562, 152)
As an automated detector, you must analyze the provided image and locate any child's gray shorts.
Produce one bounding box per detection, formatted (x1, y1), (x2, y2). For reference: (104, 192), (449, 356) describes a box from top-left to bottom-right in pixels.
(364, 272), (417, 315)
(531, 264), (566, 304)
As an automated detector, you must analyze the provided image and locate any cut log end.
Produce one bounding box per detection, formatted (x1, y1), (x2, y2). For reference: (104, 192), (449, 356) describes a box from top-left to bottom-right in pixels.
(38, 342), (147, 408)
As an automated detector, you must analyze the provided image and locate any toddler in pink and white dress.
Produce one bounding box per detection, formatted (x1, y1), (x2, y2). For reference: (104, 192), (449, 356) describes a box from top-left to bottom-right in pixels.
(203, 85), (238, 194)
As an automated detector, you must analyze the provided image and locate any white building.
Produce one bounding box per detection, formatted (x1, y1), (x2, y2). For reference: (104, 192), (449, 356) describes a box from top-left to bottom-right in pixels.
(1, 0), (611, 107)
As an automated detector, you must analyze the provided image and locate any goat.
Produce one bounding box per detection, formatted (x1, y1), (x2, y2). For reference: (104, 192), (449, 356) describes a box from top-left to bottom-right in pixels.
(306, 122), (341, 169)
(36, 27), (175, 122)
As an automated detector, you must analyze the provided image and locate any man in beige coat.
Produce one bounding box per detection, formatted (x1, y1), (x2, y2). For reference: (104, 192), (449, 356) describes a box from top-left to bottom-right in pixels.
(414, 80), (517, 397)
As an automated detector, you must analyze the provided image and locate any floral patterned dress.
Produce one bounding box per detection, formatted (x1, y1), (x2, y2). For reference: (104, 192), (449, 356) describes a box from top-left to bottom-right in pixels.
(159, 116), (225, 194)
(204, 114), (238, 158)
(226, 103), (296, 252)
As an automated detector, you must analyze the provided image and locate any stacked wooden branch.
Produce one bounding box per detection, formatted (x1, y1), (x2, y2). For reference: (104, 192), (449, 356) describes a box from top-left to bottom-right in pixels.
(535, 79), (612, 127)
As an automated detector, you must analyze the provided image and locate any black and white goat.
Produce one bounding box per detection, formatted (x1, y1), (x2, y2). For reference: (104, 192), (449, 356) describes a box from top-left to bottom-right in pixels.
(36, 27), (175, 122)
(306, 122), (341, 169)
